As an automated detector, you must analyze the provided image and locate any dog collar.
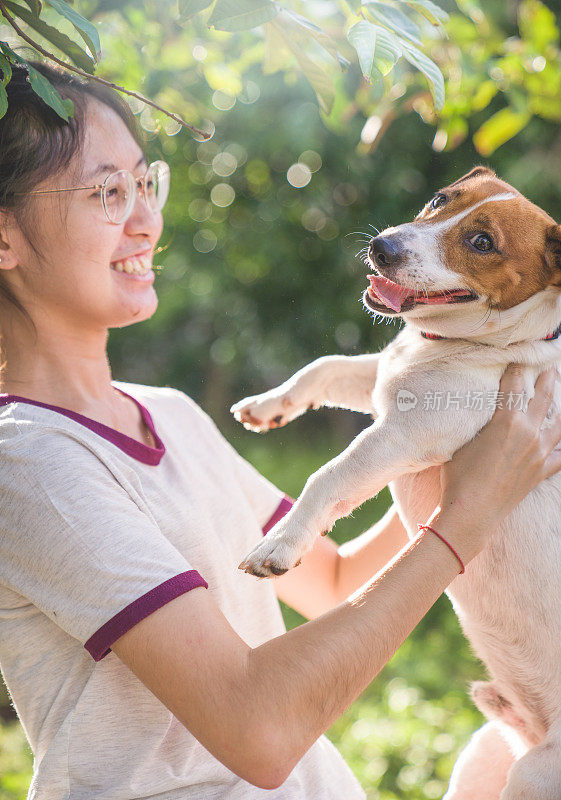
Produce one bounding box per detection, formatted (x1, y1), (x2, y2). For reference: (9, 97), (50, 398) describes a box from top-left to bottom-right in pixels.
(421, 321), (561, 342)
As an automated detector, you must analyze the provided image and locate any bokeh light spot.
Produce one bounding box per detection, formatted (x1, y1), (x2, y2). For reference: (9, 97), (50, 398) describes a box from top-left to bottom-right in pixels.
(210, 183), (235, 207)
(301, 207), (326, 232)
(224, 142), (248, 166)
(238, 81), (261, 104)
(188, 162), (212, 185)
(192, 44), (207, 61)
(212, 90), (236, 111)
(287, 163), (312, 188)
(212, 152), (238, 177)
(299, 150), (322, 173)
(188, 199), (212, 222)
(193, 229), (218, 253)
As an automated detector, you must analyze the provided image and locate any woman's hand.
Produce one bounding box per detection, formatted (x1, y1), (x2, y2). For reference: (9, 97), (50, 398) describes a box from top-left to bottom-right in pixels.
(436, 363), (561, 559)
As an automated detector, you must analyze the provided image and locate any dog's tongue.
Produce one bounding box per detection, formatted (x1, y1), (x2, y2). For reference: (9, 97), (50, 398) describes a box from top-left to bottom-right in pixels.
(367, 275), (415, 312)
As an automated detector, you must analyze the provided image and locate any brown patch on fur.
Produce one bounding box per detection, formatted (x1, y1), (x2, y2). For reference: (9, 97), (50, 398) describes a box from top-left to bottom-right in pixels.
(415, 169), (561, 310)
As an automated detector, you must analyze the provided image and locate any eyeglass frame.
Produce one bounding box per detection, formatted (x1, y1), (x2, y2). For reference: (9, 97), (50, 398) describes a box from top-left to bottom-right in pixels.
(17, 159), (170, 225)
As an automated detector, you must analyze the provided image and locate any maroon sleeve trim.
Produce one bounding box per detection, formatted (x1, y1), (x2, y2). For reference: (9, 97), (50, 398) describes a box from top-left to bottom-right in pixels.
(262, 495), (294, 536)
(84, 570), (208, 662)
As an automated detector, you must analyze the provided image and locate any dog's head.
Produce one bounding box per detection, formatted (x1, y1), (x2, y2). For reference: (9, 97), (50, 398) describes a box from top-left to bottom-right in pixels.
(363, 166), (561, 341)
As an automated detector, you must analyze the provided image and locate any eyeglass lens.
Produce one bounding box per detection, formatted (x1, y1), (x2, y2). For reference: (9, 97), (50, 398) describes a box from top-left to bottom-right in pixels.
(102, 161), (170, 224)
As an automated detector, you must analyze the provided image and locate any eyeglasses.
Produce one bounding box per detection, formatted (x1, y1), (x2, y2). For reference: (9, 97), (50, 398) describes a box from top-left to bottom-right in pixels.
(23, 160), (171, 225)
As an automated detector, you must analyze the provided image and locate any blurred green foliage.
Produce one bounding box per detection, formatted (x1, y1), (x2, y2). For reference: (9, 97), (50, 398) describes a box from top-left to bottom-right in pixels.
(1, 0), (561, 797)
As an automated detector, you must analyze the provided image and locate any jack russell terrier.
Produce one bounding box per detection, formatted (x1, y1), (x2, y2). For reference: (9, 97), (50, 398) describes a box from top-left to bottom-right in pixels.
(231, 166), (561, 800)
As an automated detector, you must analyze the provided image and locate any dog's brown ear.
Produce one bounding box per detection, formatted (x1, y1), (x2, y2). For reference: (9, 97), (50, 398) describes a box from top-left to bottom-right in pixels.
(545, 224), (561, 271)
(448, 166), (496, 187)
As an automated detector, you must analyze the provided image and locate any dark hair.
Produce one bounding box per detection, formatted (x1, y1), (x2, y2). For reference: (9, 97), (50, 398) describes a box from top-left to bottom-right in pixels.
(0, 59), (145, 326)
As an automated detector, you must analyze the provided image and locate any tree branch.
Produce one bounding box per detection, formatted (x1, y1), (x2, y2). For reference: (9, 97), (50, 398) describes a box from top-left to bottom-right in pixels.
(0, 0), (211, 138)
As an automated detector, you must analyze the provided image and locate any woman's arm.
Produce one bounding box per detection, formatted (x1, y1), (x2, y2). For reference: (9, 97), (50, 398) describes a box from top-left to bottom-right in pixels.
(112, 513), (464, 789)
(112, 364), (561, 790)
(274, 503), (409, 619)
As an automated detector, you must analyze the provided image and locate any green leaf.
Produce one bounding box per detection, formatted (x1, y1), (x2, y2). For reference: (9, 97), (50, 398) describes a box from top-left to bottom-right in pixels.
(177, 0), (213, 21)
(43, 0), (101, 62)
(208, 0), (278, 31)
(0, 51), (12, 86)
(264, 20), (291, 73)
(0, 81), (7, 119)
(4, 1), (95, 72)
(26, 63), (74, 120)
(371, 24), (403, 75)
(0, 44), (74, 121)
(398, 0), (448, 26)
(347, 20), (376, 79)
(282, 9), (343, 63)
(473, 107), (531, 156)
(363, 1), (422, 45)
(348, 21), (402, 81)
(21, 0), (41, 12)
(400, 37), (445, 109)
(272, 17), (335, 113)
(289, 49), (335, 114)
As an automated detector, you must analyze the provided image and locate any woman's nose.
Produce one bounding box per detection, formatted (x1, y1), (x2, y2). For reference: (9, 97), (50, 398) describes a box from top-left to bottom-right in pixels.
(123, 189), (162, 237)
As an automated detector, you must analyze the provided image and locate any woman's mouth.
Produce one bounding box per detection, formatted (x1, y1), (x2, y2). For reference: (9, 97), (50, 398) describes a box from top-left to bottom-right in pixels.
(364, 274), (478, 314)
(110, 253), (153, 279)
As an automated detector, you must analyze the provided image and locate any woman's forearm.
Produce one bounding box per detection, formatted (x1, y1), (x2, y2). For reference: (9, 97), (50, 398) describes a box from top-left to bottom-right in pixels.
(246, 509), (463, 781)
(333, 503), (410, 603)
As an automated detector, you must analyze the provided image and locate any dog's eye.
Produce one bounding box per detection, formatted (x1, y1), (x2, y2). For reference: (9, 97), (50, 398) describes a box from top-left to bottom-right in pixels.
(431, 193), (447, 210)
(470, 233), (494, 252)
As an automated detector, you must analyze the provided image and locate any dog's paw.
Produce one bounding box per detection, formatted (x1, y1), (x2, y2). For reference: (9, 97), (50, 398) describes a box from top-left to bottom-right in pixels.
(230, 389), (314, 433)
(238, 528), (308, 578)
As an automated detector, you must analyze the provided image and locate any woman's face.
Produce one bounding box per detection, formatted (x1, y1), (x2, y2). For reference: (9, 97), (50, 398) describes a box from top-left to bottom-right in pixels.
(4, 99), (164, 335)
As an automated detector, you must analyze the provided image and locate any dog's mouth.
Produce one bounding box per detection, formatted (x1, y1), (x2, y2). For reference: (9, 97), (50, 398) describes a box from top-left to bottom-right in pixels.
(363, 274), (478, 315)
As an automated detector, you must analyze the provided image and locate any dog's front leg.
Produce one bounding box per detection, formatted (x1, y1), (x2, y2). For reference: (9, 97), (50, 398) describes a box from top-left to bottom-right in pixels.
(239, 414), (438, 577)
(231, 354), (380, 432)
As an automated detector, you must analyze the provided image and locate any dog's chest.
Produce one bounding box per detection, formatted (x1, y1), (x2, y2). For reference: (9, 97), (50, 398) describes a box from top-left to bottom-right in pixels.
(390, 438), (561, 733)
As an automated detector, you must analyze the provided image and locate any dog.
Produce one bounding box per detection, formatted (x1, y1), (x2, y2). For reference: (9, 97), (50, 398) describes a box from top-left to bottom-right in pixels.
(231, 167), (561, 799)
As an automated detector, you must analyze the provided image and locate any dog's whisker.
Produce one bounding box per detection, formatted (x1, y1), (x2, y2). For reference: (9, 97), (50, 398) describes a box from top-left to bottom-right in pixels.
(346, 231), (374, 241)
(471, 298), (493, 333)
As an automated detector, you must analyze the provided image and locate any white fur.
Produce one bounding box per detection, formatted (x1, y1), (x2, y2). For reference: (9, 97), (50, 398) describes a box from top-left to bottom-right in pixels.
(234, 206), (561, 796)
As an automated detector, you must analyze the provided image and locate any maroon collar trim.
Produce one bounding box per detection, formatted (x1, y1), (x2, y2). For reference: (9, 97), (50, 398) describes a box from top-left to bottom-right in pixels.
(0, 386), (165, 466)
(421, 322), (561, 342)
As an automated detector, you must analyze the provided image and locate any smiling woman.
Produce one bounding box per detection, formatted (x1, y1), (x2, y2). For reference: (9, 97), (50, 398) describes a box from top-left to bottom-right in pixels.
(0, 62), (164, 366)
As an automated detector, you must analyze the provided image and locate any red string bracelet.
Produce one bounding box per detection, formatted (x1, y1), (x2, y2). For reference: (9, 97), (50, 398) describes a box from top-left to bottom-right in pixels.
(417, 523), (465, 575)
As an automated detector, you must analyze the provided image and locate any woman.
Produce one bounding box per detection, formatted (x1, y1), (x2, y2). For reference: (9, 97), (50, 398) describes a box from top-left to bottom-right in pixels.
(0, 61), (559, 800)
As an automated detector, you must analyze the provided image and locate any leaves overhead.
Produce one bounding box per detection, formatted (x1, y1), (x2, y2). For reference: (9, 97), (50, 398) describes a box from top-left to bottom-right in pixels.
(4, 0), (95, 72)
(177, 0), (214, 21)
(0, 0), (558, 155)
(0, 41), (74, 119)
(181, 0), (449, 116)
(208, 0), (279, 32)
(43, 0), (101, 62)
(0, 0), (98, 120)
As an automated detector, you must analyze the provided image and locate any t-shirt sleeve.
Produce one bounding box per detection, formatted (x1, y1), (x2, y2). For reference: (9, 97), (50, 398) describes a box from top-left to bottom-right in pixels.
(0, 428), (207, 662)
(169, 389), (293, 533)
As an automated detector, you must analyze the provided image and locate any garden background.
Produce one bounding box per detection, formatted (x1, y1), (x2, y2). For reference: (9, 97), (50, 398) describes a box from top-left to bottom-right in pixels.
(0, 0), (560, 796)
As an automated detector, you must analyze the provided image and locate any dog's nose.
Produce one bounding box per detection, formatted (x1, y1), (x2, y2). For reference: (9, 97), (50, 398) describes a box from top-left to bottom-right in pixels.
(369, 236), (403, 270)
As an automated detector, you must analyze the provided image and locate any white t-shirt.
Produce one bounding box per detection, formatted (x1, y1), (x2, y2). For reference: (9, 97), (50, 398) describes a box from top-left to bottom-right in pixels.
(0, 382), (366, 800)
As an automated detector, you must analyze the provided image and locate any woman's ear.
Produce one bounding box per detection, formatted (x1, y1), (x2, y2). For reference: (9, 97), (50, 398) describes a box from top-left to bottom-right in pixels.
(0, 212), (20, 270)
